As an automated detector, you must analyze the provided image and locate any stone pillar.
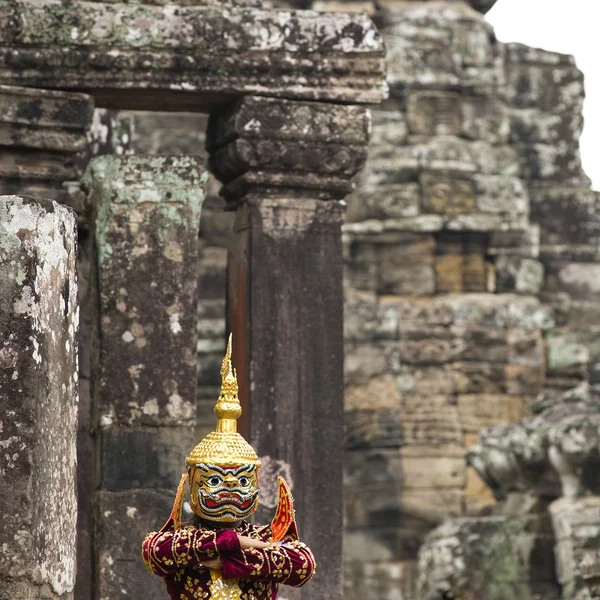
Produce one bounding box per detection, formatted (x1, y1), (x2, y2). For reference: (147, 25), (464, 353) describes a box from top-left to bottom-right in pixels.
(84, 156), (206, 600)
(551, 496), (600, 599)
(0, 85), (93, 214)
(0, 195), (78, 599)
(208, 96), (370, 600)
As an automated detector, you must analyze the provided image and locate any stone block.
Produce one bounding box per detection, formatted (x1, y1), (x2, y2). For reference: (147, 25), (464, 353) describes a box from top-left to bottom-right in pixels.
(505, 363), (546, 395)
(474, 174), (529, 215)
(345, 343), (393, 380)
(342, 559), (418, 600)
(346, 183), (420, 222)
(395, 366), (459, 396)
(509, 108), (583, 145)
(344, 291), (399, 342)
(445, 211), (530, 232)
(504, 46), (584, 112)
(383, 3), (497, 89)
(347, 234), (436, 295)
(396, 325), (509, 365)
(452, 362), (506, 394)
(530, 187), (600, 247)
(461, 94), (510, 144)
(420, 171), (476, 215)
(547, 332), (590, 373)
(396, 331), (465, 365)
(345, 409), (403, 450)
(397, 489), (464, 525)
(457, 325), (510, 362)
(345, 375), (402, 411)
(435, 253), (465, 293)
(568, 301), (600, 331)
(488, 226), (540, 258)
(379, 262), (436, 296)
(407, 91), (462, 136)
(457, 394), (532, 434)
(97, 427), (194, 493)
(435, 253), (489, 293)
(513, 142), (588, 184)
(437, 293), (554, 330)
(399, 454), (466, 489)
(399, 395), (463, 447)
(0, 195), (78, 598)
(507, 328), (545, 366)
(495, 256), (545, 295)
(209, 96), (371, 202)
(0, 84), (93, 152)
(381, 296), (454, 327)
(368, 102), (409, 149)
(545, 261), (600, 301)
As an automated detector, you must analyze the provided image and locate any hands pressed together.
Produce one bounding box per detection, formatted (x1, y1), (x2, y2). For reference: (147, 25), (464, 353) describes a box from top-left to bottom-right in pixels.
(200, 534), (280, 571)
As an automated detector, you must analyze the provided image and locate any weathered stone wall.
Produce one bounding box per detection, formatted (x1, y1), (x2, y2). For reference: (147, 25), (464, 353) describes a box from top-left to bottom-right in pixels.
(253, 0), (596, 597)
(0, 195), (79, 600)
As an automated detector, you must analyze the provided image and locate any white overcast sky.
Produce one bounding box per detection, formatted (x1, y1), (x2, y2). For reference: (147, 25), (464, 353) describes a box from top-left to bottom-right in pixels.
(487, 0), (600, 190)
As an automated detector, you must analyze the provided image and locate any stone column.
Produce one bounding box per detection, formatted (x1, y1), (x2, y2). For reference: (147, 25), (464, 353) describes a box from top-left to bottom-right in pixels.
(0, 195), (78, 599)
(0, 85), (93, 213)
(84, 156), (206, 600)
(551, 498), (600, 600)
(208, 96), (370, 600)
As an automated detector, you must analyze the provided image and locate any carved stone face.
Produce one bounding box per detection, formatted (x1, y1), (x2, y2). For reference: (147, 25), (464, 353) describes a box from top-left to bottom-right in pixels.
(188, 463), (259, 522)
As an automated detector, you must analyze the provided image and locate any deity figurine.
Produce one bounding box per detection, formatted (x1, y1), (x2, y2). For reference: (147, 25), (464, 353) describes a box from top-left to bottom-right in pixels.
(142, 335), (316, 600)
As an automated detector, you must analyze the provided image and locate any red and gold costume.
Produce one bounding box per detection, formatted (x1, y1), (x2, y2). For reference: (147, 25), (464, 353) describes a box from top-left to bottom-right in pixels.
(142, 336), (316, 600)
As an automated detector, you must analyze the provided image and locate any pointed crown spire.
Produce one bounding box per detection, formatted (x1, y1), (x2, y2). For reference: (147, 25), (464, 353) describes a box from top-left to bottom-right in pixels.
(215, 334), (242, 432)
(185, 334), (260, 467)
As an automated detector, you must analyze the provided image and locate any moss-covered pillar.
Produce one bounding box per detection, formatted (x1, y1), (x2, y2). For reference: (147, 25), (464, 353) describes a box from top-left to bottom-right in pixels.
(208, 96), (370, 600)
(0, 195), (79, 599)
(84, 157), (206, 600)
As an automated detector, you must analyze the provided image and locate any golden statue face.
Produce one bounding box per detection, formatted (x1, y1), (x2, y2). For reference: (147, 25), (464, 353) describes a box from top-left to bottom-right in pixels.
(189, 463), (259, 522)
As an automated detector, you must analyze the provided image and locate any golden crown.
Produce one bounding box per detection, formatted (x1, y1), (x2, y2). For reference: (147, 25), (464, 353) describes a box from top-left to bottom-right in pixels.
(185, 335), (260, 468)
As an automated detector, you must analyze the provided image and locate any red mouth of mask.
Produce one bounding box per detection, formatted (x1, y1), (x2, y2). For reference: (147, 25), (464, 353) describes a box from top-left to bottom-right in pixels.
(204, 494), (254, 510)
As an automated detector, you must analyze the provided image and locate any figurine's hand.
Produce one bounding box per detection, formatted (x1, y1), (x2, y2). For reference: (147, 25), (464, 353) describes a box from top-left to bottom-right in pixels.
(237, 535), (276, 550)
(201, 558), (223, 570)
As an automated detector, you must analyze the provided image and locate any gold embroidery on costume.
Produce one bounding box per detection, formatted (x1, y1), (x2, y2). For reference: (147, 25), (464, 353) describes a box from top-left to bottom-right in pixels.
(208, 568), (243, 600)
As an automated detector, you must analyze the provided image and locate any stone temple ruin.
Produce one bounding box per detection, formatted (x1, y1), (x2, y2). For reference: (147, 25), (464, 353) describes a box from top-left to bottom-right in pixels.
(0, 0), (599, 599)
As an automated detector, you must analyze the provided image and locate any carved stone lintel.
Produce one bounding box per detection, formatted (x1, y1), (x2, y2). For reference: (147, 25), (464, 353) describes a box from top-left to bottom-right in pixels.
(1, 1), (386, 108)
(207, 95), (371, 206)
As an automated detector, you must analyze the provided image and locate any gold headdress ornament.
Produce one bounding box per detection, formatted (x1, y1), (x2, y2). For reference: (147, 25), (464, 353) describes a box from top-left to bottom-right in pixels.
(170, 335), (260, 530)
(185, 334), (260, 467)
